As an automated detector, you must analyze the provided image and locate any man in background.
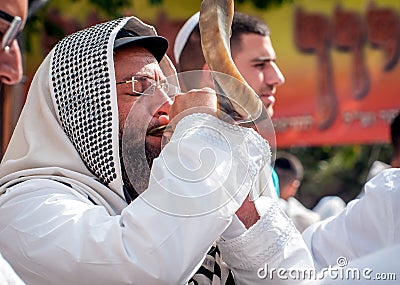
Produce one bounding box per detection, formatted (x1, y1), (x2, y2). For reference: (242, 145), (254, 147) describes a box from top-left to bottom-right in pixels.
(0, 0), (27, 86)
(0, 0), (28, 284)
(174, 11), (284, 119)
(275, 152), (321, 232)
(275, 152), (345, 232)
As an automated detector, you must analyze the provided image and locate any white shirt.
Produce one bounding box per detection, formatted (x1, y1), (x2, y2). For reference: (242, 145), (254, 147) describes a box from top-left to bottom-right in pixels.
(303, 168), (400, 271)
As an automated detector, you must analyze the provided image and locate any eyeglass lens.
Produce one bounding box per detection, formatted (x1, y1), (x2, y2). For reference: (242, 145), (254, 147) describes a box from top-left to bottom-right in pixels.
(132, 76), (180, 97)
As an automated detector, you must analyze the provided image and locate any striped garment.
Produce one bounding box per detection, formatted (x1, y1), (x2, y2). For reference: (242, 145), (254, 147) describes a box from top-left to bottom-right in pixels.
(189, 245), (235, 285)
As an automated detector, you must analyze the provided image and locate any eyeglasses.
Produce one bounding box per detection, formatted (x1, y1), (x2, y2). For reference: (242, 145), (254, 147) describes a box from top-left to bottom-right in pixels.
(0, 10), (22, 51)
(116, 75), (180, 97)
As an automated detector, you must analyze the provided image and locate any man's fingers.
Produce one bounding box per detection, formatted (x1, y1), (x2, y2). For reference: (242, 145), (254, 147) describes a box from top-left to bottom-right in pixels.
(169, 87), (218, 121)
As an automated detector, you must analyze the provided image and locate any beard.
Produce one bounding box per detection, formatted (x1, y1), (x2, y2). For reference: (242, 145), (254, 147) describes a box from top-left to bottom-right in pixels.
(144, 138), (161, 168)
(119, 93), (168, 201)
(120, 134), (162, 201)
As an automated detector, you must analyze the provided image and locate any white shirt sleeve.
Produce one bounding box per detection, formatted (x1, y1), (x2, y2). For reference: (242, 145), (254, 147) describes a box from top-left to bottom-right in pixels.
(0, 114), (269, 285)
(302, 168), (400, 271)
(217, 196), (315, 284)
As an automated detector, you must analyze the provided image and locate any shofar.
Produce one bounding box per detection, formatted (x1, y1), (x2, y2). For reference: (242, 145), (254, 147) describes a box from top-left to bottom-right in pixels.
(199, 0), (263, 121)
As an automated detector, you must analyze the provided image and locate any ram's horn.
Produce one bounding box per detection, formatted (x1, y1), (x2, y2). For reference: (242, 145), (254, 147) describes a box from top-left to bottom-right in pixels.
(199, 0), (263, 121)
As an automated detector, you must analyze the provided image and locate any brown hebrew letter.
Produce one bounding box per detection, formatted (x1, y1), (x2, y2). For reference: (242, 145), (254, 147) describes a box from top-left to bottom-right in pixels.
(333, 5), (370, 100)
(294, 7), (338, 130)
(366, 2), (400, 71)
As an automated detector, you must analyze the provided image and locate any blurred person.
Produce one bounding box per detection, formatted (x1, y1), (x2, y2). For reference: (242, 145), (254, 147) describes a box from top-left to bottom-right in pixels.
(275, 152), (304, 201)
(0, 16), (313, 285)
(0, 1), (28, 284)
(275, 152), (345, 232)
(275, 152), (320, 232)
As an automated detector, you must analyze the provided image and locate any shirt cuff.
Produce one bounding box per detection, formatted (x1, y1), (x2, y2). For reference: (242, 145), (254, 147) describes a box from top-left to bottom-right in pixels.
(217, 198), (298, 271)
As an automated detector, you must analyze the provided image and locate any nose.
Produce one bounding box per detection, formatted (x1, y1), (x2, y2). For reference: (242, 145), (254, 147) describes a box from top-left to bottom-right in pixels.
(154, 93), (172, 126)
(0, 40), (23, 85)
(265, 62), (285, 88)
(156, 100), (170, 116)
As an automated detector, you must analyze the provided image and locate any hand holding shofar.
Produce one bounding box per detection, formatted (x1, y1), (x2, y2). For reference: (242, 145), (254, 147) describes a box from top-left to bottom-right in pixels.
(199, 0), (263, 122)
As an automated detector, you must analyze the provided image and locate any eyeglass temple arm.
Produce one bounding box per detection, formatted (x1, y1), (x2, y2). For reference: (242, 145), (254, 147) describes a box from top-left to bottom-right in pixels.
(2, 16), (22, 49)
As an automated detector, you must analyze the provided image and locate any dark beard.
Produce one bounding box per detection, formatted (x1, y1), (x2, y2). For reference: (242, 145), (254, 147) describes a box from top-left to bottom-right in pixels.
(120, 138), (161, 201)
(144, 139), (160, 168)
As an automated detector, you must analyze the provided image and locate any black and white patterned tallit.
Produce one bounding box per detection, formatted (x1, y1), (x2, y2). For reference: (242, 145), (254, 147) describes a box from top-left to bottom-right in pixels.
(189, 245), (236, 285)
(50, 19), (124, 186)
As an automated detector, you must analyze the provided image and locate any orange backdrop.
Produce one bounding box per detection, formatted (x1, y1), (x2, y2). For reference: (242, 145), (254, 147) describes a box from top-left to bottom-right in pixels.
(267, 1), (400, 147)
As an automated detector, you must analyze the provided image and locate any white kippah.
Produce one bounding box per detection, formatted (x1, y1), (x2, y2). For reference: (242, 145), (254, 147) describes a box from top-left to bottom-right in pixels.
(173, 12), (200, 64)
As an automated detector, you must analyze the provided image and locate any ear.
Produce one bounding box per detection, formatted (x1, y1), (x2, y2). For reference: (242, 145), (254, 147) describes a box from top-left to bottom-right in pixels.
(288, 180), (300, 197)
(292, 179), (301, 189)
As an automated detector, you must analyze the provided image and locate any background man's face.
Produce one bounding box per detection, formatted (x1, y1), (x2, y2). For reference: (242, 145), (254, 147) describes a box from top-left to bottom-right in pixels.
(233, 34), (285, 117)
(0, 0), (27, 85)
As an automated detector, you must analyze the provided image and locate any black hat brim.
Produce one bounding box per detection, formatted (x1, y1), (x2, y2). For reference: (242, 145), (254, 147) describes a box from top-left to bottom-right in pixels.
(114, 35), (168, 63)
